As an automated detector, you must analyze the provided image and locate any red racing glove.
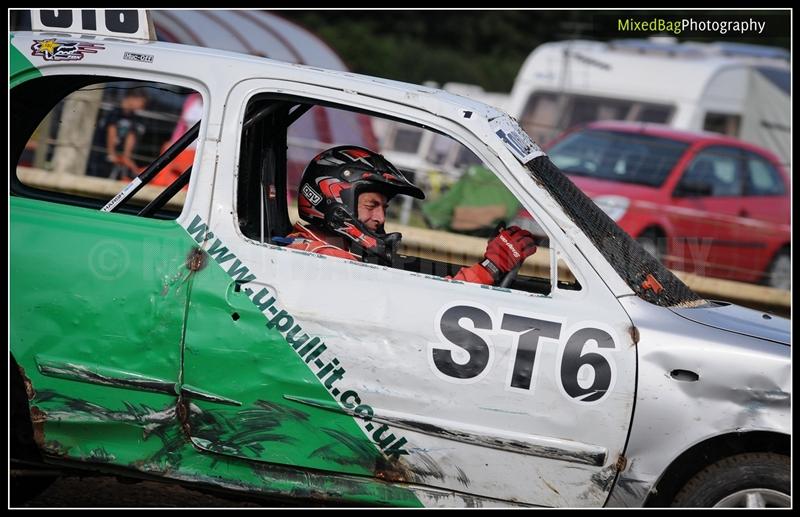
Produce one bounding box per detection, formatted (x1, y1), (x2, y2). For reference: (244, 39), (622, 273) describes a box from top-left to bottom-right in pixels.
(481, 226), (537, 282)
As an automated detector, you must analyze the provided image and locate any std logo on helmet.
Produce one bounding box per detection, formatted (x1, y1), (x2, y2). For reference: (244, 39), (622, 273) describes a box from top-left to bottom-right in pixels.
(302, 184), (322, 206)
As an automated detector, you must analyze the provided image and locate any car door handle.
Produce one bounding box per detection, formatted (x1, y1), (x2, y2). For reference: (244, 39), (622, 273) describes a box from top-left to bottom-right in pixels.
(739, 209), (749, 218)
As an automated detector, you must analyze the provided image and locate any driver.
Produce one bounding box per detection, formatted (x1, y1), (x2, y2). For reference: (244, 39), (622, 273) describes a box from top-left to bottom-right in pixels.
(286, 146), (538, 286)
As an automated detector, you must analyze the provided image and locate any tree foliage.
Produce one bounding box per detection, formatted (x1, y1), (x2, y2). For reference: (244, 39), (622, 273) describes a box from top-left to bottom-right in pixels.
(277, 10), (789, 93)
(279, 10), (580, 91)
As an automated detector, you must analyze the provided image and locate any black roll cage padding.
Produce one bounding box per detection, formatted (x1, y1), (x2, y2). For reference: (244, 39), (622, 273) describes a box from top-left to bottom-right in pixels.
(243, 101), (285, 129)
(137, 166), (192, 217)
(243, 100), (311, 133)
(111, 101), (313, 216)
(258, 103), (311, 242)
(237, 100), (312, 242)
(104, 121), (200, 213)
(285, 103), (313, 126)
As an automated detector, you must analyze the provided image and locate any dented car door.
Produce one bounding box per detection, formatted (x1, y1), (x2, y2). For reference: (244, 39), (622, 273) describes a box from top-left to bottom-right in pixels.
(176, 79), (638, 507)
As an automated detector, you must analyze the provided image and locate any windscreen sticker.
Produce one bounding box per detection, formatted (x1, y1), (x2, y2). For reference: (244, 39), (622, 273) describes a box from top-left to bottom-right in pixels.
(31, 39), (105, 61)
(123, 51), (154, 64)
(490, 115), (545, 164)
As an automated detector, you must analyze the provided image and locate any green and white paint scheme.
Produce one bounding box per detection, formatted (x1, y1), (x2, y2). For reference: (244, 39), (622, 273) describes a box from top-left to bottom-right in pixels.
(10, 10), (790, 508)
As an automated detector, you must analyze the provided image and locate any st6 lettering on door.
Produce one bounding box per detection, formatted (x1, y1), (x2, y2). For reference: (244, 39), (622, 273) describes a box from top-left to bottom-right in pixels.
(430, 303), (618, 404)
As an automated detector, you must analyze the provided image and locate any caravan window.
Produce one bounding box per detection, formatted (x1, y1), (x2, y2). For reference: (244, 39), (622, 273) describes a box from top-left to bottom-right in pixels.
(637, 105), (673, 124)
(570, 96), (629, 126)
(703, 112), (741, 137)
(387, 125), (424, 154)
(519, 92), (561, 145)
(425, 133), (454, 166)
(520, 91), (674, 144)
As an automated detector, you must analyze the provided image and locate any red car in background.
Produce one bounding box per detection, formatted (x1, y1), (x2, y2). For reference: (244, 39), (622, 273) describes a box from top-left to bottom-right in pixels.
(520, 121), (790, 290)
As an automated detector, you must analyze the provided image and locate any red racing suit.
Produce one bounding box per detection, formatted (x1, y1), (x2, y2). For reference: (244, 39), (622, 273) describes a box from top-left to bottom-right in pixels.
(286, 222), (495, 285)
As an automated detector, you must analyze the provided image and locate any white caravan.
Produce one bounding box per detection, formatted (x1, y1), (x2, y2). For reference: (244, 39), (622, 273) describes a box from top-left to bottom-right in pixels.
(378, 37), (790, 213)
(506, 38), (790, 169)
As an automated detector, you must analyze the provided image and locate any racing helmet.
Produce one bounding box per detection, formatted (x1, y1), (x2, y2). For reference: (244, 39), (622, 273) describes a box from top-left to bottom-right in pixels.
(297, 146), (425, 262)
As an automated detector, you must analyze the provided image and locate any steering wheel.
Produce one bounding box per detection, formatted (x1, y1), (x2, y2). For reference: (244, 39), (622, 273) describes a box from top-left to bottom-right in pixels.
(498, 263), (522, 288)
(496, 234), (547, 288)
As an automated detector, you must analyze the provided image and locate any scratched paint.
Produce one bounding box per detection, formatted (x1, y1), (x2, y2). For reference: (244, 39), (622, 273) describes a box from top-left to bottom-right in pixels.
(35, 358), (177, 395)
(10, 197), (423, 507)
(10, 36), (635, 505)
(606, 297), (790, 507)
(184, 211), (635, 506)
(181, 249), (409, 476)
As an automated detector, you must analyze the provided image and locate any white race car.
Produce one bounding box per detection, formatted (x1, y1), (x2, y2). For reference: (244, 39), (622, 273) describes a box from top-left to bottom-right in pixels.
(10, 9), (790, 508)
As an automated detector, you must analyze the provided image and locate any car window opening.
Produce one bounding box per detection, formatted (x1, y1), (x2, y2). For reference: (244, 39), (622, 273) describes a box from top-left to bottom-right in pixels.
(237, 95), (573, 297)
(12, 76), (202, 220)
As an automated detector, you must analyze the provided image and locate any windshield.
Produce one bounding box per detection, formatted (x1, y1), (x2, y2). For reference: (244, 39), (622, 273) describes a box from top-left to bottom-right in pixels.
(548, 129), (689, 188)
(524, 154), (706, 309)
(492, 116), (703, 308)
